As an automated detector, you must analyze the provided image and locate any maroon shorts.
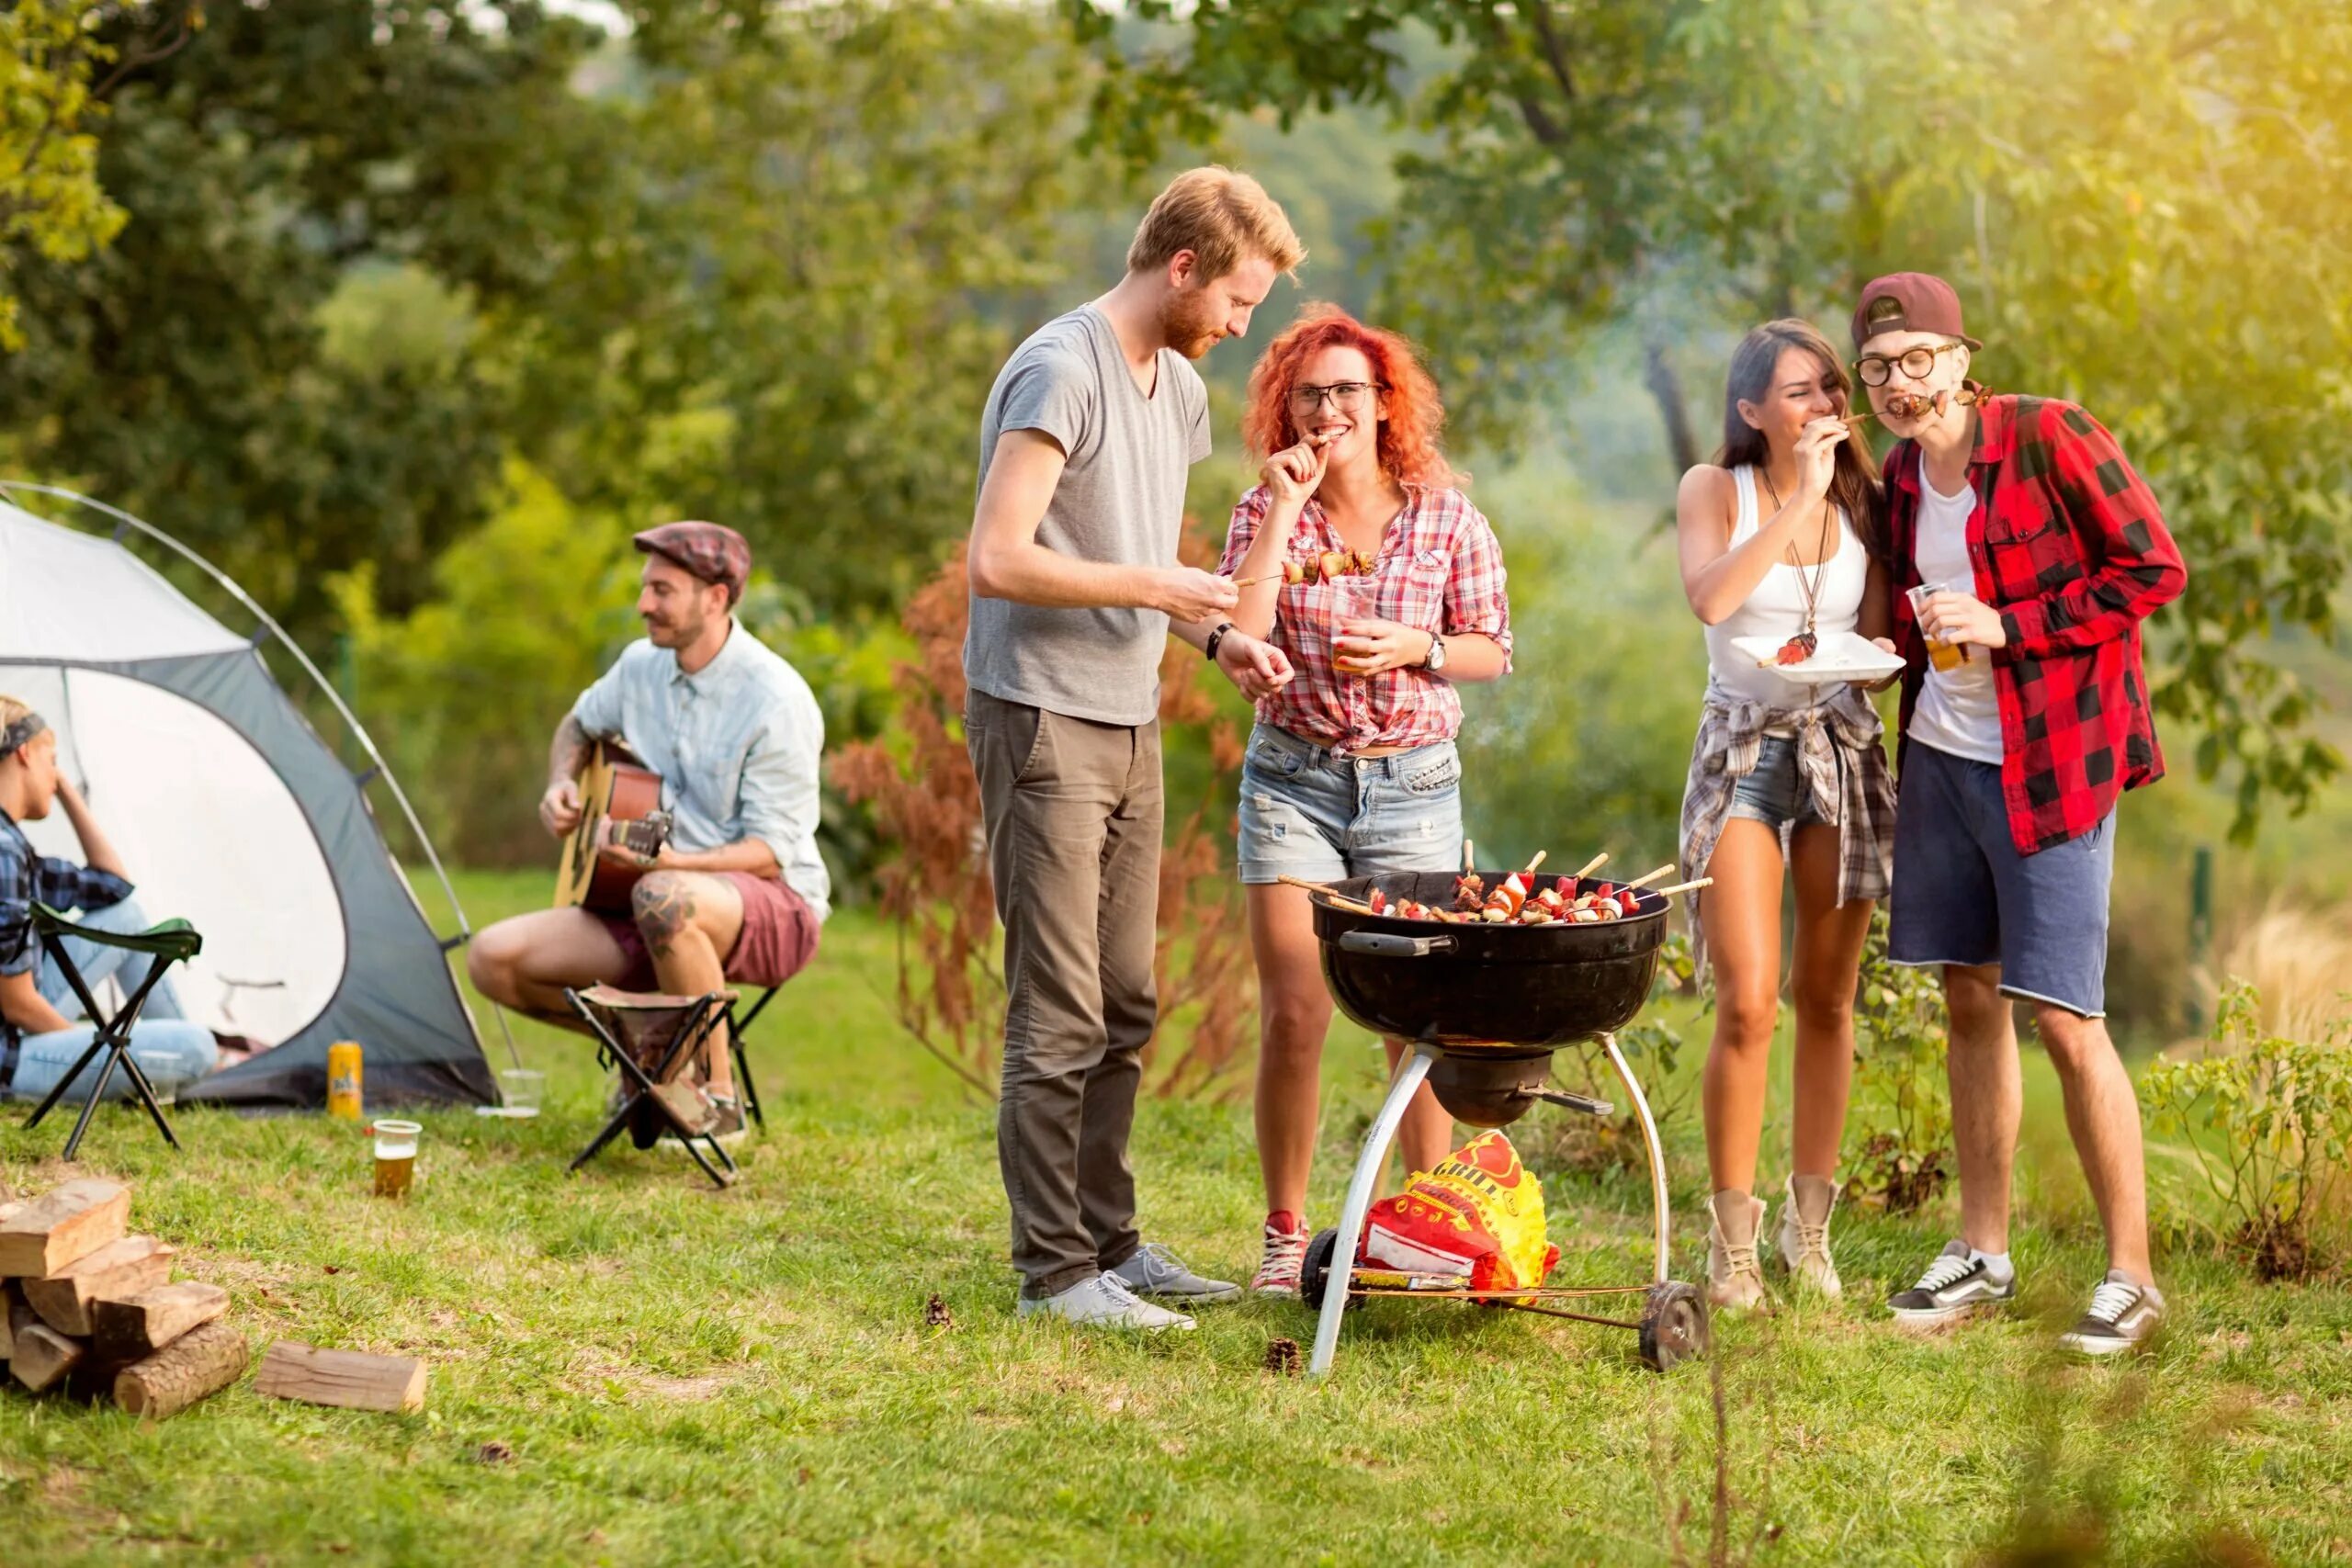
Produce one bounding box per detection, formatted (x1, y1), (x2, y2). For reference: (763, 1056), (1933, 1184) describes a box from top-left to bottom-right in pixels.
(600, 873), (820, 994)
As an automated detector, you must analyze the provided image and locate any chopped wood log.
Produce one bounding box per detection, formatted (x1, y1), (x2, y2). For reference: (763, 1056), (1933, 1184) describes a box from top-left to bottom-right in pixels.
(255, 1340), (427, 1414)
(24, 1235), (175, 1337)
(115, 1320), (248, 1420)
(91, 1281), (229, 1361)
(11, 1322), (84, 1393)
(0, 1179), (130, 1277)
(2, 1282), (33, 1361)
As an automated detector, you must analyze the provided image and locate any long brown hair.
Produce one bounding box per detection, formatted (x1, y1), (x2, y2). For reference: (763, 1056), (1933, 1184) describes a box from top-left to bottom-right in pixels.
(1714, 320), (1883, 559)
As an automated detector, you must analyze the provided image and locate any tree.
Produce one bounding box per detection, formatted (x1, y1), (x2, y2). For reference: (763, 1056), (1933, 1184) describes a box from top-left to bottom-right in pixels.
(1069, 0), (2352, 833)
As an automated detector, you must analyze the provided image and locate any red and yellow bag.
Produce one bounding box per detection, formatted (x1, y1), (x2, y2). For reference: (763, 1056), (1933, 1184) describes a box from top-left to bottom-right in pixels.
(1358, 1130), (1559, 1292)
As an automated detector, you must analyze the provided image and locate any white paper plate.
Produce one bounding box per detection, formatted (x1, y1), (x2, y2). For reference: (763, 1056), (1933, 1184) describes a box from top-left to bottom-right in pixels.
(1729, 630), (1905, 687)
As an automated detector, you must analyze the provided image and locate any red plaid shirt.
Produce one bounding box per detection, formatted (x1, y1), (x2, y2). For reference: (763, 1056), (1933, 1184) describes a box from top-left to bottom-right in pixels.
(1218, 483), (1512, 751)
(1886, 394), (2187, 854)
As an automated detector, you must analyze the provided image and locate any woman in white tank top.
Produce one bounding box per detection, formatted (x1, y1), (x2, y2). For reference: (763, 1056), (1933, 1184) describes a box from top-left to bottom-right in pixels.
(1672, 320), (1899, 1314)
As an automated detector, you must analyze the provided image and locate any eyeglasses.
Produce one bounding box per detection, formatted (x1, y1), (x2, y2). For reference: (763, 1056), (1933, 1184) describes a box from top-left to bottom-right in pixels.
(1288, 381), (1385, 413)
(1854, 343), (1965, 387)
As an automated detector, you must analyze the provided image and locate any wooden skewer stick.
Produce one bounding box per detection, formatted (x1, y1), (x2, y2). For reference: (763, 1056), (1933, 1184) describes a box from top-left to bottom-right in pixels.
(1648, 877), (1714, 898)
(1462, 838), (1474, 875)
(1621, 863), (1679, 892)
(1571, 852), (1609, 881)
(1521, 851), (1547, 875)
(1275, 874), (1380, 917)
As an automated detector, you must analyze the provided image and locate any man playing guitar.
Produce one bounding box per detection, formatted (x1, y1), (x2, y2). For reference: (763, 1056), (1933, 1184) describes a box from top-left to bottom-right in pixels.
(468, 522), (829, 1142)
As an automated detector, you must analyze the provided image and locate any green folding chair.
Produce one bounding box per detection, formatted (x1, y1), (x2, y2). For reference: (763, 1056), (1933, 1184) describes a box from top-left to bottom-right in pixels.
(20, 901), (202, 1160)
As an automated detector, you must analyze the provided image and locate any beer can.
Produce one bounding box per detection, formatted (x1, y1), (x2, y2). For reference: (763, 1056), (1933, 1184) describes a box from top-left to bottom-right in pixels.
(327, 1041), (365, 1121)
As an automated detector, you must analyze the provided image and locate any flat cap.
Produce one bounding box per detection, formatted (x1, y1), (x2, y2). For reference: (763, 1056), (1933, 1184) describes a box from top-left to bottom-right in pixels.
(633, 521), (750, 605)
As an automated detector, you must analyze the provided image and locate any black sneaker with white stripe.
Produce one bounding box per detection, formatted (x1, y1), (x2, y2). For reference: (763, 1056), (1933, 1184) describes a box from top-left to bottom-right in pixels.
(2057, 1270), (2164, 1356)
(1887, 1239), (2016, 1326)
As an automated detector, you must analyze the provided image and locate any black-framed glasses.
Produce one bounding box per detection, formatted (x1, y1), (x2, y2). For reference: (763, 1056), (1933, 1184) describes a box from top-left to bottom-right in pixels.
(1854, 343), (1965, 387)
(1288, 380), (1385, 413)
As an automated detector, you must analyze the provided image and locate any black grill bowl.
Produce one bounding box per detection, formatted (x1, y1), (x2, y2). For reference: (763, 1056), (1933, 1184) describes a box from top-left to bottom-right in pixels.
(1311, 872), (1664, 1047)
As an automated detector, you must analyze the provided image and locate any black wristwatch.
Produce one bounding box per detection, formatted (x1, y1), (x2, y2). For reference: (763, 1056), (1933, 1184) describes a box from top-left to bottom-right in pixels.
(1421, 633), (1448, 672)
(1204, 621), (1237, 662)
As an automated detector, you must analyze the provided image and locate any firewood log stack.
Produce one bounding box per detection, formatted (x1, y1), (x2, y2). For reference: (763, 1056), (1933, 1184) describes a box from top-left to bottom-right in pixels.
(0, 1177), (248, 1419)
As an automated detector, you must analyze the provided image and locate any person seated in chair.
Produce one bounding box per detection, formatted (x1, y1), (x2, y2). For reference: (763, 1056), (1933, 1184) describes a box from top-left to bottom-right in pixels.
(0, 696), (220, 1103)
(468, 523), (829, 1144)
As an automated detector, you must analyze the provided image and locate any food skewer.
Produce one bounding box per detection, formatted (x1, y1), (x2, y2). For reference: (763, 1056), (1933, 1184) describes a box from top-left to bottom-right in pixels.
(1621, 863), (1679, 892)
(1462, 838), (1474, 875)
(1521, 850), (1547, 875)
(1275, 874), (1380, 917)
(1647, 878), (1713, 898)
(1571, 852), (1608, 880)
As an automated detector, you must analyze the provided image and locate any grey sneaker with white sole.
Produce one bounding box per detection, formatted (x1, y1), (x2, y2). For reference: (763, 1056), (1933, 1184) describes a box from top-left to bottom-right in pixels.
(1109, 1241), (1243, 1304)
(2058, 1270), (2164, 1356)
(1888, 1238), (2016, 1326)
(1016, 1273), (1196, 1332)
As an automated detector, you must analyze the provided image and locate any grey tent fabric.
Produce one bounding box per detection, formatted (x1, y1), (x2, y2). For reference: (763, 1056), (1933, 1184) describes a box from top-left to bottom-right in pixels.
(0, 496), (492, 1109)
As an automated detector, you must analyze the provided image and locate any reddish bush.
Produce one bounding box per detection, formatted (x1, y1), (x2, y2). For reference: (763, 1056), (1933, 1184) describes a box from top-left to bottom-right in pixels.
(831, 529), (1258, 1100)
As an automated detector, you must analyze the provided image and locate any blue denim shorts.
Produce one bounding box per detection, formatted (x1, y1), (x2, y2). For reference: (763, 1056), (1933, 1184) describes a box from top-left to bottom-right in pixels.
(1236, 725), (1464, 886)
(1888, 740), (2115, 1018)
(1726, 735), (1826, 831)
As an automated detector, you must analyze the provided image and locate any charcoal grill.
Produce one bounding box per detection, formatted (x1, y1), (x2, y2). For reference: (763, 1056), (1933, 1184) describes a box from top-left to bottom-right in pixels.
(1301, 871), (1709, 1376)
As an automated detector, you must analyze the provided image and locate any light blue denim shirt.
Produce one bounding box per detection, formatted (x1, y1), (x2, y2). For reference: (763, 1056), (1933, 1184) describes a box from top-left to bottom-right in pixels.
(572, 622), (831, 922)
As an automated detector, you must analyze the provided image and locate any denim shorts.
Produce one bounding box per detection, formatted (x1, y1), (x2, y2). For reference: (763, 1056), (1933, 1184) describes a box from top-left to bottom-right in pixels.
(1236, 725), (1464, 886)
(1726, 735), (1826, 831)
(1888, 739), (2115, 1018)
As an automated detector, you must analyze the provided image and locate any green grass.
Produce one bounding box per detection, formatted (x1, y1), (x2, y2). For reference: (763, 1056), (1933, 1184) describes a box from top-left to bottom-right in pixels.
(3, 869), (2347, 1564)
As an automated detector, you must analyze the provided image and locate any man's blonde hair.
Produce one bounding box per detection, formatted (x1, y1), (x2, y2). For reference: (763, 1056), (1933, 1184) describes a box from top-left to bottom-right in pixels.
(1126, 165), (1305, 283)
(0, 695), (30, 732)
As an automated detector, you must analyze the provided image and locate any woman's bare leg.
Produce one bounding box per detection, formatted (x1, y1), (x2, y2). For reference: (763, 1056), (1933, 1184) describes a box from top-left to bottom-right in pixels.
(1383, 1035), (1456, 1179)
(1250, 883), (1339, 1218)
(1700, 819), (1787, 1196)
(1786, 823), (1871, 1179)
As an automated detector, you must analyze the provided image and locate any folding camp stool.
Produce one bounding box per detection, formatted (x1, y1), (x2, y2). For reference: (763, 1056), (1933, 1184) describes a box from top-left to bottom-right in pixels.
(565, 984), (740, 1189)
(20, 901), (202, 1160)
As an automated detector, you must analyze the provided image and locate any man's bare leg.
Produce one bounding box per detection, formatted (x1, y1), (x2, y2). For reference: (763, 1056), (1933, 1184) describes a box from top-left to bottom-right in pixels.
(629, 872), (746, 1097)
(1943, 962), (2020, 1255)
(467, 909), (635, 1033)
(2032, 1005), (2152, 1282)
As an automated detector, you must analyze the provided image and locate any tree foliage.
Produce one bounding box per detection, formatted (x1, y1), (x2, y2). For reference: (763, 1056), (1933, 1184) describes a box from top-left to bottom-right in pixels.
(1069, 0), (2352, 835)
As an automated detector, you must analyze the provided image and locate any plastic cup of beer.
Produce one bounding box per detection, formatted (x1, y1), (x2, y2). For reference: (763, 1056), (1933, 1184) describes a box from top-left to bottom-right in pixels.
(370, 1119), (422, 1198)
(1908, 581), (1969, 671)
(497, 1068), (545, 1119)
(1329, 581), (1377, 673)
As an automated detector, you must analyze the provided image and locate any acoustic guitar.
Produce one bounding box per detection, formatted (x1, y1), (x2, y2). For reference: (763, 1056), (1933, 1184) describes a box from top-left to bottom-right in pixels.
(553, 741), (673, 913)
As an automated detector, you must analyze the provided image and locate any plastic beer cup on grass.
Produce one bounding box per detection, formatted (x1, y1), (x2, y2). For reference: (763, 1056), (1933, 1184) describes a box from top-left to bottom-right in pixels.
(1908, 581), (1969, 672)
(370, 1119), (421, 1198)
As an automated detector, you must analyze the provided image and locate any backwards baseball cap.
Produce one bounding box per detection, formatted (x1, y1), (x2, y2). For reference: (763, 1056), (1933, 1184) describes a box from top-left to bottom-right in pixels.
(1851, 272), (1983, 353)
(633, 521), (751, 606)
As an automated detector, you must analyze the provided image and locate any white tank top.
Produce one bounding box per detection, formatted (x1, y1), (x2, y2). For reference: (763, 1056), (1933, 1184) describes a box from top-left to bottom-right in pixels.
(1702, 465), (1869, 706)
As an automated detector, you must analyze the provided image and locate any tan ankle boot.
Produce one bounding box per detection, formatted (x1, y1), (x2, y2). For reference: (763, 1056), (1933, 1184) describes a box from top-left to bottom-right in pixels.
(1775, 1174), (1843, 1296)
(1706, 1190), (1769, 1312)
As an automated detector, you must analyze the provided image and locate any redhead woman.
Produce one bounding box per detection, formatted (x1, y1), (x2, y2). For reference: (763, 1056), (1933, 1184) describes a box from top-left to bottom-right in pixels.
(1217, 304), (1512, 1295)
(1674, 319), (1898, 1311)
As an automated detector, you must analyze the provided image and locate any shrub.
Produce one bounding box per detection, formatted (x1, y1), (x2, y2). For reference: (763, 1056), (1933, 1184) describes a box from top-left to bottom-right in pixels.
(830, 530), (1258, 1101)
(1845, 912), (1953, 1214)
(2143, 981), (2352, 1280)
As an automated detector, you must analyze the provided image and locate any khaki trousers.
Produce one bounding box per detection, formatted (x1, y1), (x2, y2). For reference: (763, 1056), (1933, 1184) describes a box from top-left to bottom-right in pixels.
(967, 689), (1163, 1298)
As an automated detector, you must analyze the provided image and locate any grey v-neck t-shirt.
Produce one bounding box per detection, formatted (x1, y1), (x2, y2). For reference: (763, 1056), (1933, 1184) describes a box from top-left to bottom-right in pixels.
(964, 305), (1212, 728)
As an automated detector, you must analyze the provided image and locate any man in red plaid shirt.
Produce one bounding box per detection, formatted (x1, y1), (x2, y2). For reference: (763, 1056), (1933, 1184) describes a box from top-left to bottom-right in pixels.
(1855, 274), (2187, 1356)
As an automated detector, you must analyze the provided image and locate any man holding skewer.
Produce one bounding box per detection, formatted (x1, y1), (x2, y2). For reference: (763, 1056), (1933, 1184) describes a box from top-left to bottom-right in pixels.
(965, 167), (1301, 1331)
(1854, 274), (2187, 1354)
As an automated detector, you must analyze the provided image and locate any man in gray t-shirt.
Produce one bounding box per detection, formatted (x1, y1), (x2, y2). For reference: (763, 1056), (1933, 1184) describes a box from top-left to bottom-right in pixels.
(964, 167), (1301, 1330)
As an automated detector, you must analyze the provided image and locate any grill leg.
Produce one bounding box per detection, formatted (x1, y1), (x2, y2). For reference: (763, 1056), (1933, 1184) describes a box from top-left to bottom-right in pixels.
(1309, 1042), (1439, 1378)
(1600, 1032), (1672, 1285)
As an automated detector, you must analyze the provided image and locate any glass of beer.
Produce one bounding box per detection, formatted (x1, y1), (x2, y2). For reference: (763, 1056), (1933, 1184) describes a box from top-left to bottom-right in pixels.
(1908, 581), (1970, 671)
(370, 1119), (422, 1198)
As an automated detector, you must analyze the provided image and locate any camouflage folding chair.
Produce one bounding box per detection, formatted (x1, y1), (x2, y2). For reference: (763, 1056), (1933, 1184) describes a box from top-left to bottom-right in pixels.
(564, 984), (739, 1189)
(20, 901), (202, 1160)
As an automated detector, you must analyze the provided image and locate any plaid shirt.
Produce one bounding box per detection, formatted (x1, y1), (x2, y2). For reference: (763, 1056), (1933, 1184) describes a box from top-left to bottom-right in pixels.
(0, 809), (133, 977)
(1217, 483), (1512, 752)
(1885, 395), (2188, 854)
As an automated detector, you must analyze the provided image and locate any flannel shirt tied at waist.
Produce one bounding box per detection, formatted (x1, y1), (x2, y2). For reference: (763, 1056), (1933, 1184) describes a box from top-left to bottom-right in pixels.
(1677, 681), (1896, 980)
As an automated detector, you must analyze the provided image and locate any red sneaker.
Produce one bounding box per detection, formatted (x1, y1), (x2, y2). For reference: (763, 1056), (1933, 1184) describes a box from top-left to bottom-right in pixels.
(1252, 1216), (1311, 1297)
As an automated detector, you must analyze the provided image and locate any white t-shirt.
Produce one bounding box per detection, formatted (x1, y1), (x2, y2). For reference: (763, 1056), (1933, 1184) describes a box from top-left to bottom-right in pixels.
(1907, 467), (2004, 763)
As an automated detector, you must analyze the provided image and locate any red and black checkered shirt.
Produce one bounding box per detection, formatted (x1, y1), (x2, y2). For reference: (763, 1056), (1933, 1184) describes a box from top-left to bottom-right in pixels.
(1218, 483), (1512, 752)
(1885, 394), (2188, 855)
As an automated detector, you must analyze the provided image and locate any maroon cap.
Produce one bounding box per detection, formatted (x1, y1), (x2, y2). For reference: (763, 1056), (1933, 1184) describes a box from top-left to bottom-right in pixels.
(1851, 272), (1983, 352)
(633, 521), (750, 606)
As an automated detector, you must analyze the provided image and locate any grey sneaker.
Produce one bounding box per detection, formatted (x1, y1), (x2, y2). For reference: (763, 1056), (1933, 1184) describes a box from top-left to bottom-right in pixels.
(1706, 1190), (1769, 1313)
(1888, 1239), (2016, 1326)
(1773, 1174), (1843, 1296)
(2058, 1270), (2164, 1356)
(1016, 1273), (1196, 1332)
(1109, 1242), (1242, 1304)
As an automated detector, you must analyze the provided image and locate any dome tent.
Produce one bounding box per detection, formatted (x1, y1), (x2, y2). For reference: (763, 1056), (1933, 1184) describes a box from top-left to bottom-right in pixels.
(0, 484), (494, 1109)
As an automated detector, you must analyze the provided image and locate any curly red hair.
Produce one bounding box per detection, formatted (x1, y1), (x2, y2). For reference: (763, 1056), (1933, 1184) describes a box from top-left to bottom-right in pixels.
(1242, 303), (1459, 489)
